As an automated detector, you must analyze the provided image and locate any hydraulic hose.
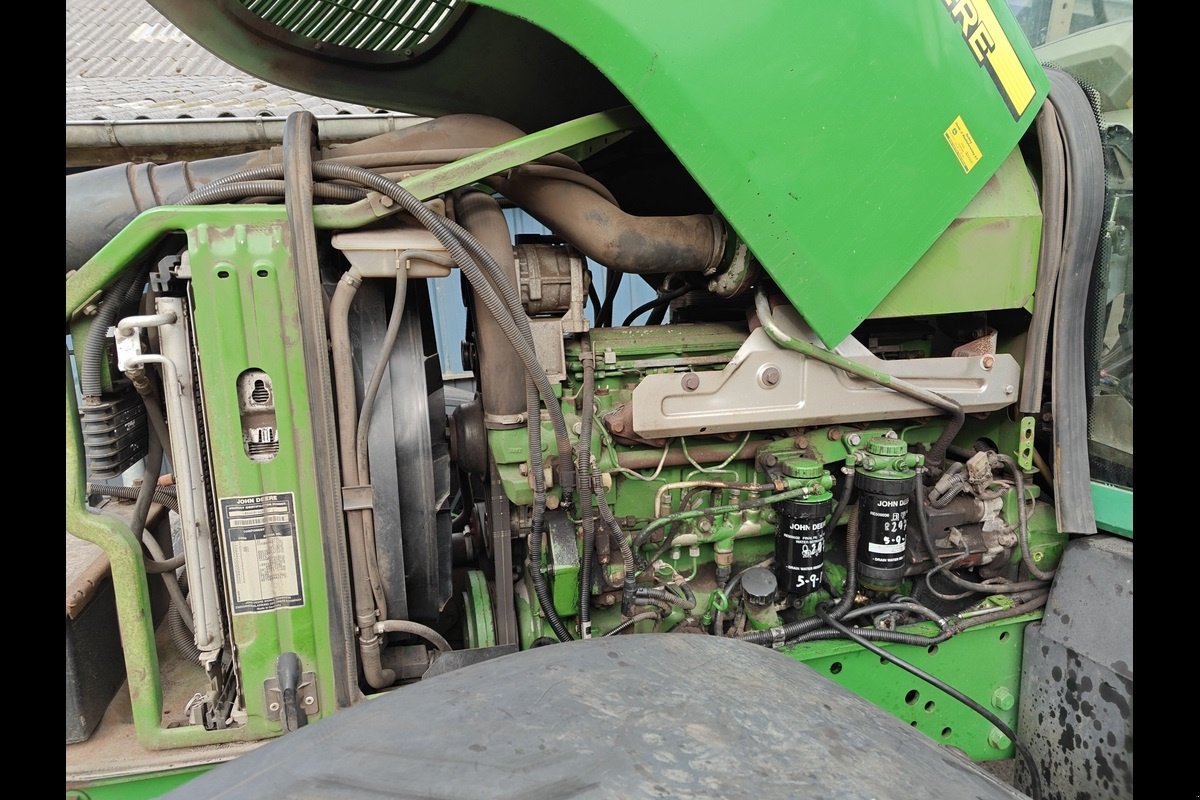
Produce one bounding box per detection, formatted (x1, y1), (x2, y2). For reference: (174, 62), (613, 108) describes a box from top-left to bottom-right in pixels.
(635, 587), (697, 610)
(604, 611), (660, 636)
(621, 284), (691, 327)
(592, 471), (636, 617)
(141, 529), (193, 632)
(577, 338), (597, 637)
(374, 619), (452, 653)
(996, 453), (1055, 581)
(168, 602), (202, 664)
(526, 376), (570, 641)
(753, 288), (963, 473)
(839, 601), (947, 629)
(329, 273), (394, 659)
(286, 112), (394, 689)
(351, 268), (410, 624)
(79, 268), (140, 399)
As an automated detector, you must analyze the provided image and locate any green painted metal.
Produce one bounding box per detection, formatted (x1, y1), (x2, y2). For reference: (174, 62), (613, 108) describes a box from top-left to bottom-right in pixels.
(858, 437), (923, 477)
(1017, 416), (1037, 472)
(868, 148), (1041, 319)
(463, 570), (497, 648)
(475, 1), (1049, 345)
(67, 764), (210, 800)
(65, 206), (273, 750)
(312, 106), (646, 230)
(404, 106), (643, 199)
(1002, 485), (1065, 571)
(1091, 481), (1133, 538)
(187, 214), (340, 736)
(783, 612), (1041, 761)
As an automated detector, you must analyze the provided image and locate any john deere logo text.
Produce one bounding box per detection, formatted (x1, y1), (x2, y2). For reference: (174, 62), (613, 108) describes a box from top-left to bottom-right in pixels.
(943, 0), (1035, 120)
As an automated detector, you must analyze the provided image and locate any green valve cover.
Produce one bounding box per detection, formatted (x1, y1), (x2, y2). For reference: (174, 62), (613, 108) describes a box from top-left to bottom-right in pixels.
(475, 1), (1049, 345)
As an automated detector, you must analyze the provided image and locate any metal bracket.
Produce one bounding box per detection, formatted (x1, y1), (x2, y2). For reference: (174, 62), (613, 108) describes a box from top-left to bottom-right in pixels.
(632, 307), (1021, 438)
(340, 485), (374, 512)
(263, 671), (320, 723)
(1017, 416), (1036, 472)
(529, 317), (568, 383)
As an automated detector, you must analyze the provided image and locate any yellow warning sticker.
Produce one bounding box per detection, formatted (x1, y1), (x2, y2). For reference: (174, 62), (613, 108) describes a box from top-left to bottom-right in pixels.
(944, 115), (982, 173)
(943, 0), (1037, 120)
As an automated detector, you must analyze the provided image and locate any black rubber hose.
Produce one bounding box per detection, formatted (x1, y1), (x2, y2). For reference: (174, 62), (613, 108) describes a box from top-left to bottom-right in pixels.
(592, 471), (636, 617)
(995, 453), (1055, 581)
(795, 626), (953, 647)
(526, 375), (572, 642)
(312, 162), (575, 498)
(740, 471), (857, 645)
(798, 592), (1048, 644)
(604, 611), (660, 636)
(815, 607), (1042, 800)
(587, 281), (602, 322)
(599, 269), (622, 328)
(713, 570), (745, 636)
(621, 284), (690, 327)
(925, 405), (965, 477)
(79, 268), (140, 399)
(577, 339), (596, 636)
(88, 482), (180, 515)
(128, 421), (165, 545)
(168, 601), (202, 665)
(636, 587), (697, 610)
(634, 597), (675, 616)
(839, 601), (947, 629)
(287, 112), (395, 689)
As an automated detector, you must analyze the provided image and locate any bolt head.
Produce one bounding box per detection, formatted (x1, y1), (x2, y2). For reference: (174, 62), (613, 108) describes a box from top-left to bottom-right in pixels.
(981, 354), (995, 370)
(268, 702), (280, 712)
(827, 427), (842, 441)
(611, 419), (626, 433)
(991, 687), (1015, 710)
(761, 366), (781, 387)
(1004, 385), (1015, 395)
(988, 727), (1012, 750)
(304, 696), (315, 706)
(681, 372), (700, 391)
(848, 433), (862, 446)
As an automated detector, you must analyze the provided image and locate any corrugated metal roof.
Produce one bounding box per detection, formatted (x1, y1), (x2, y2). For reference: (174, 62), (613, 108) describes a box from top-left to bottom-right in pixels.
(67, 0), (390, 120)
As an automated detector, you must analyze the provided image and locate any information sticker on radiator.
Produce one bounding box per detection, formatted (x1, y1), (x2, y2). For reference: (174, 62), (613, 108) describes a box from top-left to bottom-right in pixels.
(944, 115), (983, 173)
(219, 492), (305, 614)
